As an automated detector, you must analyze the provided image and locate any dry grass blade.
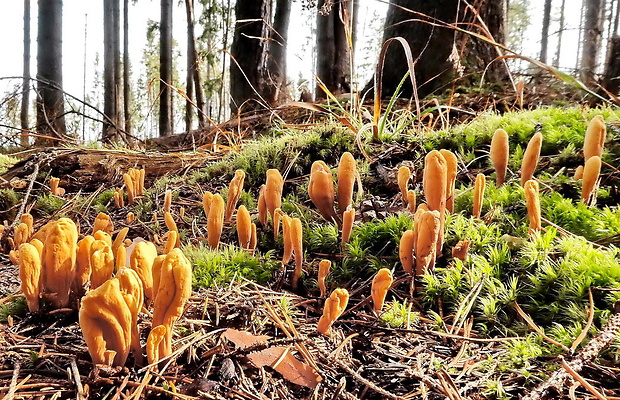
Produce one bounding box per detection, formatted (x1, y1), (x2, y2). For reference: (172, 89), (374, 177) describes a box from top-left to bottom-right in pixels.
(559, 356), (608, 400)
(514, 302), (570, 353)
(373, 37), (421, 142)
(571, 288), (595, 353)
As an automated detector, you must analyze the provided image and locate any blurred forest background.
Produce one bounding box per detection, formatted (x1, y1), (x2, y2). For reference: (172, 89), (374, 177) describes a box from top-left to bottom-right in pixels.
(0, 0), (618, 147)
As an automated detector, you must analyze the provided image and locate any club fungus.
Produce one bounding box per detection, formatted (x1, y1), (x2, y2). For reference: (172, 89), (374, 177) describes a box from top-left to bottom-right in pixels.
(582, 155), (602, 205)
(112, 227), (130, 257)
(123, 173), (136, 205)
(130, 241), (158, 302)
(164, 212), (180, 248)
(415, 210), (440, 277)
(74, 235), (95, 295)
(257, 185), (268, 226)
(291, 218), (304, 290)
(440, 149), (457, 213)
(397, 166), (411, 206)
(337, 152), (356, 214)
(473, 173), (486, 219)
(207, 194), (225, 249)
(151, 255), (166, 299)
(584, 115), (606, 161)
(318, 260), (331, 298)
(249, 223), (258, 251)
(237, 205), (252, 249)
(20, 213), (33, 238)
(309, 161), (339, 224)
(202, 191), (213, 218)
(282, 214), (293, 264)
(423, 151), (447, 252)
(93, 212), (114, 235)
(13, 223), (29, 248)
(341, 206), (355, 244)
(41, 218), (78, 308)
(274, 208), (283, 239)
(151, 248), (193, 359)
(164, 231), (178, 255)
(574, 165), (584, 180)
(19, 243), (41, 312)
(317, 288), (349, 336)
(114, 189), (124, 208)
(407, 190), (416, 213)
(147, 325), (167, 366)
(163, 190), (172, 213)
(50, 177), (64, 196)
(452, 240), (471, 262)
(490, 128), (509, 186)
(79, 278), (132, 366)
(90, 240), (115, 289)
(524, 179), (541, 233)
(30, 238), (44, 258)
(520, 132), (543, 186)
(399, 230), (415, 274)
(225, 170), (246, 222)
(115, 267), (145, 365)
(371, 268), (393, 313)
(94, 230), (113, 248)
(265, 169), (284, 224)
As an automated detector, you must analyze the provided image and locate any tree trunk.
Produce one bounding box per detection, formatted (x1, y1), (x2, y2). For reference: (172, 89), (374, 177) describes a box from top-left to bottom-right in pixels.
(262, 0), (292, 105)
(185, 0), (195, 133)
(103, 0), (120, 143)
(185, 0), (206, 130)
(553, 0), (566, 67)
(540, 0), (552, 63)
(36, 0), (66, 145)
(581, 0), (604, 84)
(160, 0), (173, 136)
(229, 0), (271, 113)
(315, 0), (354, 98)
(123, 0), (132, 136)
(21, 0), (31, 147)
(603, 35), (620, 94)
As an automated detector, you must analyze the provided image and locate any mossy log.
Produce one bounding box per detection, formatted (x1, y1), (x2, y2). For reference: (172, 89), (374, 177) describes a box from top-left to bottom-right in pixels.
(1, 148), (217, 192)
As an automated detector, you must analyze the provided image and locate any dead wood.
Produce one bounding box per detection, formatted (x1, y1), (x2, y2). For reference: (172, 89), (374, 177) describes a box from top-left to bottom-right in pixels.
(1, 148), (219, 192)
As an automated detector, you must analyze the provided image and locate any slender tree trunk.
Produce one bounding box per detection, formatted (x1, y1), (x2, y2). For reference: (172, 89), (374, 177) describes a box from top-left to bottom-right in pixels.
(103, 0), (119, 142)
(614, 0), (620, 35)
(160, 0), (173, 136)
(123, 0), (131, 136)
(602, 35), (620, 94)
(315, 0), (354, 98)
(540, 0), (552, 63)
(263, 0), (291, 104)
(185, 0), (206, 130)
(36, 0), (66, 145)
(185, 0), (195, 133)
(21, 0), (31, 146)
(218, 0), (232, 121)
(229, 0), (271, 112)
(581, 0), (605, 83)
(553, 0), (566, 67)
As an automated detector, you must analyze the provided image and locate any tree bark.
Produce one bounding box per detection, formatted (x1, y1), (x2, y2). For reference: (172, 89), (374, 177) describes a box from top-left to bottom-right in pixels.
(581, 0), (604, 84)
(315, 0), (354, 98)
(21, 0), (31, 147)
(262, 0), (292, 105)
(602, 35), (620, 94)
(103, 0), (120, 143)
(185, 0), (206, 130)
(36, 0), (66, 145)
(540, 0), (552, 63)
(160, 0), (174, 136)
(368, 0), (507, 99)
(123, 0), (132, 136)
(229, 0), (271, 113)
(553, 0), (566, 67)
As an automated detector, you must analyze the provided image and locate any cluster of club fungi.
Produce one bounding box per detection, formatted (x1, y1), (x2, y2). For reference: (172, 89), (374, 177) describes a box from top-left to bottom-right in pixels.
(6, 116), (607, 370)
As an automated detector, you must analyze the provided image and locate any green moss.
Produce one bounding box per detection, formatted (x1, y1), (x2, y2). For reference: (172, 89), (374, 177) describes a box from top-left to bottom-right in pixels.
(0, 189), (20, 219)
(0, 154), (17, 174)
(0, 296), (27, 321)
(34, 194), (65, 217)
(186, 244), (278, 288)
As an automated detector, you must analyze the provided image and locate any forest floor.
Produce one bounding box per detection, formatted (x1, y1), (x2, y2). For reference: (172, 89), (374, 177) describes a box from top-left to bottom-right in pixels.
(1, 86), (620, 399)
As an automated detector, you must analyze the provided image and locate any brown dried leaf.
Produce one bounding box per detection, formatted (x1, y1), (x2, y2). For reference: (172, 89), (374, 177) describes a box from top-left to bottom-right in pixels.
(222, 328), (271, 349)
(247, 346), (321, 389)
